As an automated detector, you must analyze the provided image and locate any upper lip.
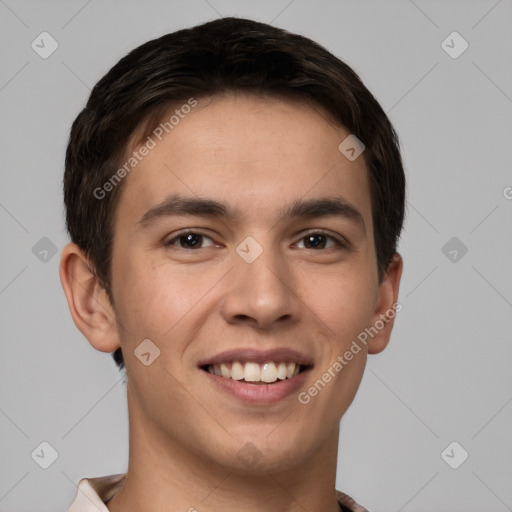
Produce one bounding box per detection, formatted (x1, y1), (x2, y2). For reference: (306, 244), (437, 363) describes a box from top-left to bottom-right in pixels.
(197, 348), (313, 367)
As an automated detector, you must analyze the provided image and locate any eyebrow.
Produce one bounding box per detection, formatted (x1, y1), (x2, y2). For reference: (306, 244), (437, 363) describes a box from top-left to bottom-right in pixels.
(136, 193), (366, 233)
(137, 194), (239, 229)
(283, 197), (365, 232)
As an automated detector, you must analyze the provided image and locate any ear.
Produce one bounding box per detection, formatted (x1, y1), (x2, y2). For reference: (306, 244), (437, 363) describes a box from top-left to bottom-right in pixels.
(367, 253), (403, 355)
(59, 243), (121, 353)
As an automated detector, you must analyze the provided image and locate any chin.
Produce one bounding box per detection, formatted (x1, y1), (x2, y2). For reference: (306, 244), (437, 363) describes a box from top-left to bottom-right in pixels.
(211, 434), (312, 475)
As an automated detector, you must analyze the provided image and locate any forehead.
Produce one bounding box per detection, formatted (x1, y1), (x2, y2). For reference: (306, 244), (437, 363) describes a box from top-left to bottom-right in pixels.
(115, 93), (372, 230)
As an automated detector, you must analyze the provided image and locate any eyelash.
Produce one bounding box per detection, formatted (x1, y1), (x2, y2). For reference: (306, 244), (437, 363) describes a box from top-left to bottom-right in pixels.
(163, 229), (348, 251)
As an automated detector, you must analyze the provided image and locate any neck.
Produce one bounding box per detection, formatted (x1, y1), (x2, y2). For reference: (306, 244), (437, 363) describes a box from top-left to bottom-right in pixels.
(107, 387), (341, 512)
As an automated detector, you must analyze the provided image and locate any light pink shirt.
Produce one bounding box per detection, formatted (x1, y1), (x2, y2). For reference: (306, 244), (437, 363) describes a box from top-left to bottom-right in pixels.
(67, 474), (370, 512)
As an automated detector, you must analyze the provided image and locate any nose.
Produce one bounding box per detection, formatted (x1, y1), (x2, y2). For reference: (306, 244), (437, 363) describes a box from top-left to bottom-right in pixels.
(220, 242), (301, 330)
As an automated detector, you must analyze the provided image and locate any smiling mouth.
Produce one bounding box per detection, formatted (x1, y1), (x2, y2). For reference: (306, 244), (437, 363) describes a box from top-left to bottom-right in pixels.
(201, 361), (309, 384)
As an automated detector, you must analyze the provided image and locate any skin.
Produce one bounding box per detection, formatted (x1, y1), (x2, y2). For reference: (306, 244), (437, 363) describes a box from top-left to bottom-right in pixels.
(60, 92), (402, 512)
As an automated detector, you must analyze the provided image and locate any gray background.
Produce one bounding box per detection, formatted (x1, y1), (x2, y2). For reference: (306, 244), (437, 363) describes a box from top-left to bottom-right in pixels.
(1, 0), (511, 511)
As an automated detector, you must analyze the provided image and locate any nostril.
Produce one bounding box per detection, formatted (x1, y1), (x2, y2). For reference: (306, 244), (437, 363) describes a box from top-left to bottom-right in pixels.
(234, 314), (252, 321)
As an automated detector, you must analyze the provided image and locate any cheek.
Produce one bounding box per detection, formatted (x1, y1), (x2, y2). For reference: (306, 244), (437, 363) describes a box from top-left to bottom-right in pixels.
(115, 259), (224, 342)
(306, 266), (377, 342)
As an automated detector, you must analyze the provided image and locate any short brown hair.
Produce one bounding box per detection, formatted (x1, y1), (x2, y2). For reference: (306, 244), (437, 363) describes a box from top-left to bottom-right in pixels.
(63, 17), (406, 371)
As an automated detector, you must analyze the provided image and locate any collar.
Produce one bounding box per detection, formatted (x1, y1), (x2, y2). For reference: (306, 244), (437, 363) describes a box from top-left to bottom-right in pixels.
(67, 474), (370, 512)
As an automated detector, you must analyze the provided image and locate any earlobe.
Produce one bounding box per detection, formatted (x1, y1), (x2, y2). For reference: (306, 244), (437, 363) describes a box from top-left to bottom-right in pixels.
(59, 243), (121, 353)
(367, 253), (403, 355)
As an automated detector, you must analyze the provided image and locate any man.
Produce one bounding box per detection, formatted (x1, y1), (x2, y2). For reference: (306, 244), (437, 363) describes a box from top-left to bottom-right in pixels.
(60, 16), (404, 512)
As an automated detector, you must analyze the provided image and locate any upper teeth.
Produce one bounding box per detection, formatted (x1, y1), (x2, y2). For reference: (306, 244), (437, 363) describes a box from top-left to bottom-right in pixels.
(207, 361), (301, 383)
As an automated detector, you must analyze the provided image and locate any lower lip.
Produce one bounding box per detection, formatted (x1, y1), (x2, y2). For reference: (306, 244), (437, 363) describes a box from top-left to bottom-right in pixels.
(201, 368), (310, 404)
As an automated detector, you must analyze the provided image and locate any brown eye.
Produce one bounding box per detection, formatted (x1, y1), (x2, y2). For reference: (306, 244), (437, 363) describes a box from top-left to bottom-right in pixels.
(165, 231), (215, 249)
(296, 231), (345, 250)
(302, 234), (328, 249)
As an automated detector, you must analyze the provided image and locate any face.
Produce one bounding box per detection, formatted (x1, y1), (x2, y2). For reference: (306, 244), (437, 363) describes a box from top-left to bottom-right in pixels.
(106, 93), (397, 472)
